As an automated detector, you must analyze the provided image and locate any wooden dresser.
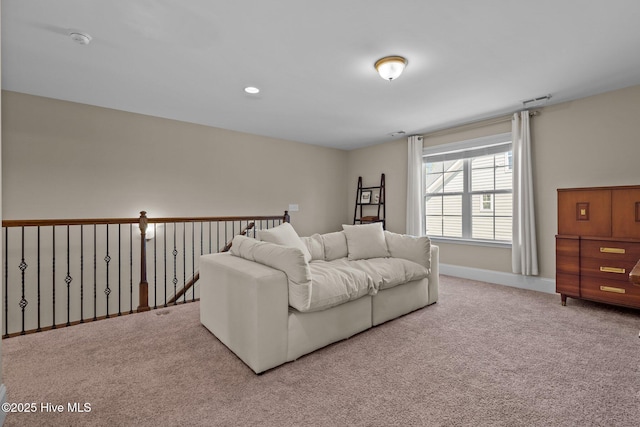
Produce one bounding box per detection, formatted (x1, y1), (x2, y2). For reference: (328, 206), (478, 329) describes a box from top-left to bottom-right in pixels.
(556, 185), (640, 308)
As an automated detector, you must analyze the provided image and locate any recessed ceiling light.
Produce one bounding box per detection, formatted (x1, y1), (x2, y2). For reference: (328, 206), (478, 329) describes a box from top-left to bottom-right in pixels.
(69, 31), (92, 46)
(244, 86), (260, 94)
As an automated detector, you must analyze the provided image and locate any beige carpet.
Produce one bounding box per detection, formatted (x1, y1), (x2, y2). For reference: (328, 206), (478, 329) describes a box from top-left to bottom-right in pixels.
(2, 275), (640, 426)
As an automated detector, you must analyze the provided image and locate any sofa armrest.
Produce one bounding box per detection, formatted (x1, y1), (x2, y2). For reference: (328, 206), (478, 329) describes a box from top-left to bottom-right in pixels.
(199, 253), (289, 373)
(427, 245), (439, 305)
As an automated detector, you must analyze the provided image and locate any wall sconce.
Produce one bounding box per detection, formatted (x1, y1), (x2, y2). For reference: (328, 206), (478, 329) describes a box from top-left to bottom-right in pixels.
(144, 224), (155, 241)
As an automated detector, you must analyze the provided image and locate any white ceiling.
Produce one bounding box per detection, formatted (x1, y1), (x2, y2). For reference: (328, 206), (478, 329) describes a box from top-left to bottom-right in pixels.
(3, 1), (640, 150)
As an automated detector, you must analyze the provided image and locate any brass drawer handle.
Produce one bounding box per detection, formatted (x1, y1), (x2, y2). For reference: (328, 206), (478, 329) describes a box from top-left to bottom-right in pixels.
(600, 285), (626, 294)
(600, 266), (626, 274)
(600, 247), (625, 254)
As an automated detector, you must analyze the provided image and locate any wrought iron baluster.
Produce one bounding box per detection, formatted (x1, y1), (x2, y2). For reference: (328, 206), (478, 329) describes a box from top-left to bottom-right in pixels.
(217, 222), (220, 253)
(80, 226), (84, 323)
(93, 224), (97, 321)
(105, 224), (111, 318)
(4, 228), (8, 337)
(52, 226), (56, 329)
(164, 222), (167, 307)
(130, 224), (133, 314)
(208, 221), (212, 254)
(172, 223), (177, 305)
(118, 225), (122, 316)
(37, 227), (42, 331)
(192, 222), (196, 302)
(153, 223), (157, 310)
(65, 225), (72, 327)
(19, 227), (28, 335)
(183, 222), (186, 304)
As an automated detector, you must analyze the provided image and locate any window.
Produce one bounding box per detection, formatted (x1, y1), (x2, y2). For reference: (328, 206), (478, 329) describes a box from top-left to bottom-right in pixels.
(480, 194), (493, 212)
(424, 133), (512, 243)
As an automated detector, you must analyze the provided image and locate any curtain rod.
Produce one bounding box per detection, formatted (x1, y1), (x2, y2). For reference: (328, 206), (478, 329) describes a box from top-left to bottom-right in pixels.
(422, 110), (539, 138)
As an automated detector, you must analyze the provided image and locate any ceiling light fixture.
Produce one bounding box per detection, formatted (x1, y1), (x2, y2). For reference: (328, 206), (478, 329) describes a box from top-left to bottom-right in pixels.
(244, 86), (260, 94)
(69, 31), (92, 46)
(375, 56), (407, 81)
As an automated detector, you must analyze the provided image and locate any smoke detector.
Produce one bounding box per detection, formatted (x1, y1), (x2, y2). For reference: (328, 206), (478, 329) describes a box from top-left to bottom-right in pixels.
(69, 31), (92, 46)
(389, 130), (406, 138)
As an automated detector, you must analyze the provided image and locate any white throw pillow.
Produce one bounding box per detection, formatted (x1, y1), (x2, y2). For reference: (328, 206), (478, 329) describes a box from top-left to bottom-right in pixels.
(300, 233), (325, 261)
(384, 231), (431, 270)
(342, 223), (390, 260)
(321, 231), (349, 261)
(257, 222), (312, 263)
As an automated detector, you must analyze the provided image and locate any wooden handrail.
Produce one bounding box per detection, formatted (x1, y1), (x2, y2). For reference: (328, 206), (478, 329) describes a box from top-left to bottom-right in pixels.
(2, 212), (289, 228)
(2, 218), (139, 227)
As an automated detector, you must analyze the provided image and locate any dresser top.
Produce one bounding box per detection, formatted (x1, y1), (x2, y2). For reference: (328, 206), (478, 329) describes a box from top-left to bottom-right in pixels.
(558, 185), (640, 192)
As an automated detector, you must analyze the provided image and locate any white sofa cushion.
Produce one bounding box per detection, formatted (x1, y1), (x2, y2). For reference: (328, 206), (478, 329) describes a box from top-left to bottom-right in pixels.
(384, 231), (431, 270)
(230, 235), (312, 312)
(257, 222), (312, 263)
(300, 233), (325, 261)
(321, 231), (348, 261)
(330, 257), (428, 290)
(230, 235), (375, 313)
(342, 223), (390, 260)
(307, 261), (377, 311)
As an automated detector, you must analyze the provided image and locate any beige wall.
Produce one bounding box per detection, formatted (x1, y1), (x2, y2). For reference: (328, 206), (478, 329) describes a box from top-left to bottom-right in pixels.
(346, 139), (407, 233)
(1, 91), (349, 237)
(532, 85), (640, 278)
(348, 84), (640, 280)
(4, 85), (640, 281)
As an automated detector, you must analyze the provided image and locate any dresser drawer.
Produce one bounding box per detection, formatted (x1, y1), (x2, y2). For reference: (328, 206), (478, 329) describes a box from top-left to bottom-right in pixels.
(580, 240), (640, 262)
(580, 257), (635, 281)
(580, 276), (640, 308)
(556, 273), (580, 297)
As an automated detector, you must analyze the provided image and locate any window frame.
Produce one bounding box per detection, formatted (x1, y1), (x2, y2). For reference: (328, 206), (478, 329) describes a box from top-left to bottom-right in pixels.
(480, 194), (494, 212)
(423, 132), (512, 247)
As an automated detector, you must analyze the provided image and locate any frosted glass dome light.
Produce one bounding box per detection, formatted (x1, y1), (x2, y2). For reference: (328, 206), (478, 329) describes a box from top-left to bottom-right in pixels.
(375, 56), (407, 81)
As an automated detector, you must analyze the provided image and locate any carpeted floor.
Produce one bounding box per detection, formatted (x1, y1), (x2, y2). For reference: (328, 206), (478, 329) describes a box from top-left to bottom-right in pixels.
(2, 275), (639, 426)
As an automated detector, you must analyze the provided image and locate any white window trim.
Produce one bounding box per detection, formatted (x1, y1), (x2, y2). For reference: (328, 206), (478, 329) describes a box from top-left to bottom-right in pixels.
(423, 132), (512, 157)
(429, 236), (512, 249)
(423, 132), (513, 246)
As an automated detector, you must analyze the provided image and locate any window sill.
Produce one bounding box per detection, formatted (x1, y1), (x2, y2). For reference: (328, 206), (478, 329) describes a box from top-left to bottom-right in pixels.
(428, 236), (512, 249)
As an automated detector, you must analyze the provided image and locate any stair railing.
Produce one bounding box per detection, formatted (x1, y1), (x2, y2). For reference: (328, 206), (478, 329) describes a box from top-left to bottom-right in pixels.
(2, 211), (289, 338)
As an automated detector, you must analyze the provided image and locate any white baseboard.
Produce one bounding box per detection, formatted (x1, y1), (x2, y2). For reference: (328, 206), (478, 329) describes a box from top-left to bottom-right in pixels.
(440, 263), (556, 295)
(0, 383), (7, 426)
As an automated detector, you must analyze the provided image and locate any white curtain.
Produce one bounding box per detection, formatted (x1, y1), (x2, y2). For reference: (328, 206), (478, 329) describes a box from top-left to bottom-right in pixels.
(406, 135), (425, 236)
(512, 111), (539, 275)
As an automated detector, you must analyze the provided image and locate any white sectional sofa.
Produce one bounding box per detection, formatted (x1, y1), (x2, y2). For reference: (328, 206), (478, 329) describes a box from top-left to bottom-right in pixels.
(199, 222), (439, 374)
